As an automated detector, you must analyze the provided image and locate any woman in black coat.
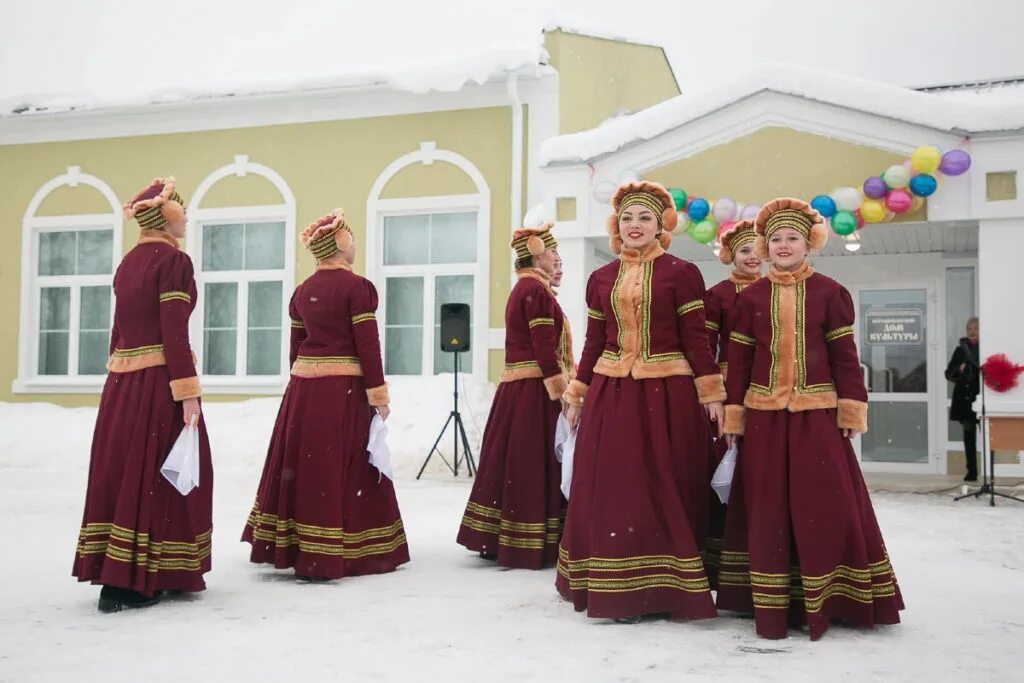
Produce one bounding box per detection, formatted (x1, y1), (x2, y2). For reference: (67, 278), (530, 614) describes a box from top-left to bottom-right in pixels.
(945, 317), (981, 481)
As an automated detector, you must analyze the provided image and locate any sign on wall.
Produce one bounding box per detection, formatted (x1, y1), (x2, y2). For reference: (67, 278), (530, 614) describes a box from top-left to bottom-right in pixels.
(864, 309), (924, 346)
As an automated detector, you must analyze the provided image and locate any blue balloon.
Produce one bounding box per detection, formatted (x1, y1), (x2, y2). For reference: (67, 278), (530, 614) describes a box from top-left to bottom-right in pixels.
(687, 198), (710, 222)
(810, 194), (837, 218)
(908, 173), (938, 198)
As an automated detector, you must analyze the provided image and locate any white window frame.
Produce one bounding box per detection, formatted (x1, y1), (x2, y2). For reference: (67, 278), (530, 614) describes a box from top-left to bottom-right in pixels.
(14, 167), (122, 394)
(186, 156), (296, 394)
(366, 143), (491, 382)
(376, 200), (482, 376)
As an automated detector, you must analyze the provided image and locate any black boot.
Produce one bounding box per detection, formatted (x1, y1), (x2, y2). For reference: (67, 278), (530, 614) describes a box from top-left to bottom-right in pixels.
(614, 615), (643, 624)
(295, 574), (332, 583)
(98, 586), (162, 613)
(963, 421), (978, 481)
(479, 551), (498, 561)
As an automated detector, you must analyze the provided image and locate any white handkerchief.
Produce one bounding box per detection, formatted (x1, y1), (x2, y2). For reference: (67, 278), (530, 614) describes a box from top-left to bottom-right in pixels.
(560, 428), (577, 499)
(367, 414), (393, 481)
(554, 414), (570, 463)
(711, 441), (738, 505)
(161, 417), (200, 496)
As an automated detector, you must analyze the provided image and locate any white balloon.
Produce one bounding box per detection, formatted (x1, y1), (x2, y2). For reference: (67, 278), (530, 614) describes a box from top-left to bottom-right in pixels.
(617, 168), (640, 184)
(739, 204), (760, 220)
(593, 181), (617, 204)
(522, 203), (548, 228)
(831, 187), (862, 212)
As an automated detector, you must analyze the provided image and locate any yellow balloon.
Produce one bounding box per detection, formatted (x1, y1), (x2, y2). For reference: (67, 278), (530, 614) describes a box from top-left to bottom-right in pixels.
(861, 198), (886, 223)
(911, 145), (941, 174)
(910, 196), (925, 213)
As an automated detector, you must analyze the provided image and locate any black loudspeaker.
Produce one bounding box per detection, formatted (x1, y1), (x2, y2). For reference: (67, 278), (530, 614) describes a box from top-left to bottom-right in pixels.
(440, 303), (471, 352)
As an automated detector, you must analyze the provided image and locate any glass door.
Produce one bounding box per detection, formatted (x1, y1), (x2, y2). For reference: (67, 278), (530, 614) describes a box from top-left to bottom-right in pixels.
(854, 285), (939, 472)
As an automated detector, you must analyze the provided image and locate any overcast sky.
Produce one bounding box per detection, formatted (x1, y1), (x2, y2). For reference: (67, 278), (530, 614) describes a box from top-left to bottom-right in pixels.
(2, 0), (1022, 102)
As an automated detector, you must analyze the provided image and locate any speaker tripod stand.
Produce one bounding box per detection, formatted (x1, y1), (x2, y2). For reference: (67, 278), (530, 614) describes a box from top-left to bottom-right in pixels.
(417, 351), (477, 479)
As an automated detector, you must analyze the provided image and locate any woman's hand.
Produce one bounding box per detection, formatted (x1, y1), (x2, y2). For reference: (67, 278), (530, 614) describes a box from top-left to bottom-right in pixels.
(182, 398), (201, 427)
(376, 405), (391, 422)
(704, 401), (724, 437)
(566, 403), (582, 432)
(725, 433), (738, 448)
(840, 428), (855, 439)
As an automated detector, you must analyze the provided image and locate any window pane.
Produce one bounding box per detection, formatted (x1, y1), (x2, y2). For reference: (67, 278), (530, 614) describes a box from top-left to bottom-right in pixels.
(433, 326), (473, 375)
(385, 327), (422, 375)
(859, 289), (928, 393)
(80, 286), (111, 330)
(205, 282), (238, 329)
(430, 212), (477, 264)
(247, 329), (281, 375)
(39, 287), (71, 331)
(945, 267), (975, 400)
(383, 215), (429, 266)
(385, 277), (424, 325)
(78, 331), (110, 375)
(38, 332), (70, 375)
(204, 330), (237, 375)
(862, 401), (929, 463)
(77, 230), (113, 275)
(38, 232), (75, 276)
(248, 281), (283, 328)
(244, 222), (286, 270)
(203, 224), (244, 271)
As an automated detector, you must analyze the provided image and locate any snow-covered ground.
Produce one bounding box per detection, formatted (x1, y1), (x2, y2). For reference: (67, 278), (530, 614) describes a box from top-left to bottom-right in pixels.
(2, 383), (1023, 682)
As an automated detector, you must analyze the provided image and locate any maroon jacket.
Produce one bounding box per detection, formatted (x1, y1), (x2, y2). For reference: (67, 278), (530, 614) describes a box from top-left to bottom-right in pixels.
(723, 262), (868, 434)
(704, 270), (760, 376)
(288, 262), (388, 407)
(565, 242), (725, 405)
(106, 229), (200, 401)
(499, 269), (571, 401)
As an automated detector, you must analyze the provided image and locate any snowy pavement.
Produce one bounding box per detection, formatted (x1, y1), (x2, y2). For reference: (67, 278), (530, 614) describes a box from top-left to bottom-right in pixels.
(2, 392), (1023, 682)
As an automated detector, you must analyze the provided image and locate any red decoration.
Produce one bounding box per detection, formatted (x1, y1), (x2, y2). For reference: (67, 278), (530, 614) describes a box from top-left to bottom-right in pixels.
(981, 354), (1024, 393)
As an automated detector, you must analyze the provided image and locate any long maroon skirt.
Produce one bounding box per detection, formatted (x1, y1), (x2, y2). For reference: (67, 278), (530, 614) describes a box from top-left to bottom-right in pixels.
(242, 375), (409, 579)
(556, 374), (716, 620)
(705, 433), (728, 589)
(716, 408), (904, 640)
(456, 378), (564, 569)
(72, 366), (214, 596)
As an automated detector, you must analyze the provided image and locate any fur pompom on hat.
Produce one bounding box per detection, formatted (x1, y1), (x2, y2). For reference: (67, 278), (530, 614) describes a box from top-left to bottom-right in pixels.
(123, 177), (186, 231)
(606, 180), (679, 254)
(718, 219), (757, 265)
(753, 197), (827, 260)
(511, 222), (558, 260)
(301, 208), (352, 260)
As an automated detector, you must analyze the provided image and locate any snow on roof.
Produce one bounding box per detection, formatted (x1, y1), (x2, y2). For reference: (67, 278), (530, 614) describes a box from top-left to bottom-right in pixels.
(0, 1), (549, 118)
(541, 64), (1024, 166)
(921, 78), (1024, 106)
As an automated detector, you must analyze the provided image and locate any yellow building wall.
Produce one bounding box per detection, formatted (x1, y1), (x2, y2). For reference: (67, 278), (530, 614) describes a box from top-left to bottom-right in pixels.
(545, 30), (680, 135)
(0, 105), (515, 404)
(647, 127), (926, 222)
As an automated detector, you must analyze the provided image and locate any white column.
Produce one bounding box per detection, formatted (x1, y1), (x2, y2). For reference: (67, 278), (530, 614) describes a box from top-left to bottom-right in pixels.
(558, 236), (589, 363)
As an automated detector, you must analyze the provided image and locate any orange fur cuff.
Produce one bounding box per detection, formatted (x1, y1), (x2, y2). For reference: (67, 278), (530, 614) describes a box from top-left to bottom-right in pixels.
(170, 376), (202, 401)
(543, 374), (569, 401)
(366, 384), (390, 407)
(695, 374), (727, 404)
(724, 404), (746, 436)
(563, 379), (589, 406)
(837, 398), (868, 433)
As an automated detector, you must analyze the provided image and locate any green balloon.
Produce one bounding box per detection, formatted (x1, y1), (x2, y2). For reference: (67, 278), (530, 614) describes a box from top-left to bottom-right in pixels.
(832, 211), (857, 236)
(691, 219), (717, 244)
(670, 188), (688, 211)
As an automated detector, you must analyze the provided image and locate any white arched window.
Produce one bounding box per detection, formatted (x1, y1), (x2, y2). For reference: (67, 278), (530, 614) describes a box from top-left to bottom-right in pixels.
(366, 143), (491, 382)
(186, 155), (296, 394)
(14, 167), (123, 394)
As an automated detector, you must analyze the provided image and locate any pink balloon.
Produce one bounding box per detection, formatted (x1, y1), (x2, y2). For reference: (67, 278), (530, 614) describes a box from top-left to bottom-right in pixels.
(885, 189), (914, 214)
(853, 209), (865, 229)
(718, 220), (737, 238)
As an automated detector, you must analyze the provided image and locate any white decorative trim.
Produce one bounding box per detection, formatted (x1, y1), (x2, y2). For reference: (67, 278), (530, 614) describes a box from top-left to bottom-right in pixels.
(186, 156), (297, 394)
(366, 144), (492, 382)
(13, 167), (123, 394)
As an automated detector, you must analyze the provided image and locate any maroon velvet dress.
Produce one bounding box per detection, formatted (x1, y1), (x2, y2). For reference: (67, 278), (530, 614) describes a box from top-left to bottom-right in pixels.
(72, 229), (213, 596)
(242, 261), (409, 579)
(556, 242), (726, 620)
(716, 262), (904, 640)
(456, 269), (571, 569)
(701, 270), (759, 587)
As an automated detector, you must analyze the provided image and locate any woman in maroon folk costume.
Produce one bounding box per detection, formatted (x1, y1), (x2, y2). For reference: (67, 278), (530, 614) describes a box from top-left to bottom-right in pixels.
(243, 209), (408, 581)
(73, 177), (213, 613)
(716, 198), (904, 640)
(559, 181), (725, 623)
(457, 223), (573, 569)
(701, 219), (762, 586)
